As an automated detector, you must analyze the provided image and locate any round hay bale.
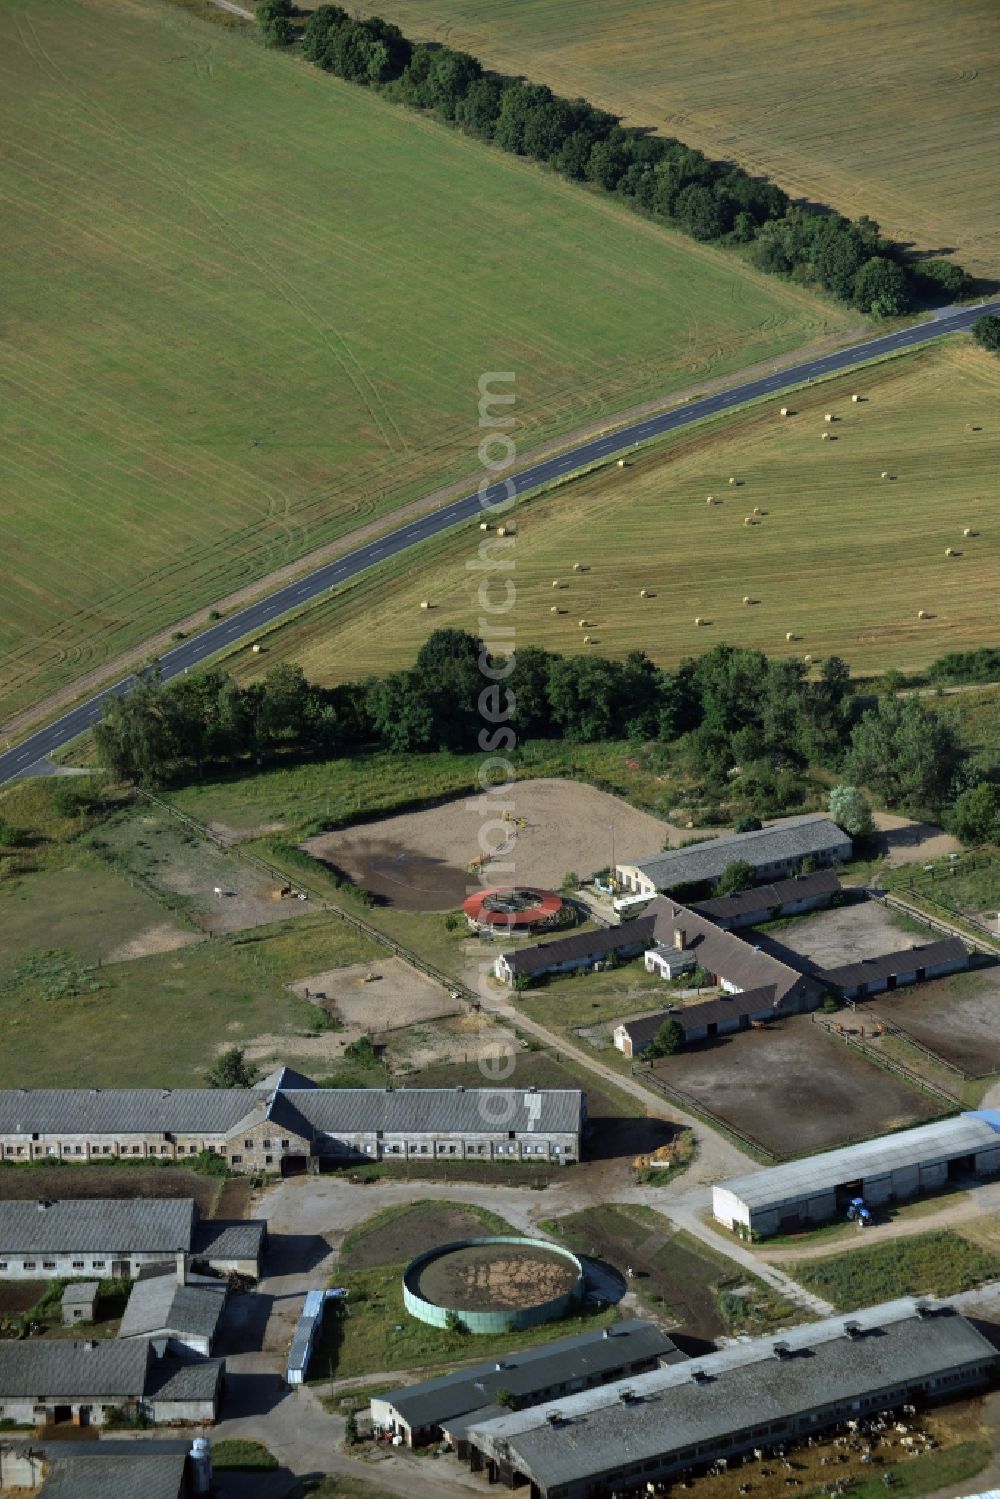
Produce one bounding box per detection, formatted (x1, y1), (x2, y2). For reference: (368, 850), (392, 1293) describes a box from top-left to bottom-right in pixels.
(824, 413), (834, 423)
(706, 495), (716, 504)
(752, 505), (762, 516)
(496, 527), (507, 537)
(917, 610), (930, 620)
(552, 580), (561, 588)
(881, 471), (891, 480)
(822, 432), (831, 441)
(584, 635), (592, 644)
(785, 631), (797, 642)
(779, 406), (790, 417)
(479, 521), (490, 531)
(742, 595), (752, 605)
(852, 393), (861, 403)
(572, 562), (582, 571)
(639, 588), (649, 598)
(694, 616), (706, 626)
(963, 527), (974, 537)
(578, 619), (588, 628)
(549, 606), (559, 614)
(420, 600), (431, 610)
(803, 653), (813, 664)
(744, 515), (754, 526)
(945, 547), (956, 557)
(617, 458), (628, 469)
(251, 643), (262, 654)
(728, 476), (738, 486)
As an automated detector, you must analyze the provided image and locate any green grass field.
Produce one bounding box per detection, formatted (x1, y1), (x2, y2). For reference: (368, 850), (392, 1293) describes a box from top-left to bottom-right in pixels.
(376, 0), (1000, 279)
(0, 0), (844, 724)
(789, 1229), (1000, 1310)
(231, 341), (1000, 679)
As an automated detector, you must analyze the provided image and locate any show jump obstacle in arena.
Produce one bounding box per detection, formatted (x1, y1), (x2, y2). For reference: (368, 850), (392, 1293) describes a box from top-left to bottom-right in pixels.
(462, 887), (563, 936)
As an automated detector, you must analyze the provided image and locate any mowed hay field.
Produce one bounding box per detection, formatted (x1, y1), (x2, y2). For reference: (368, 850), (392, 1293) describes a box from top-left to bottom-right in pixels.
(0, 0), (844, 723)
(229, 341), (1000, 680)
(377, 0), (1000, 278)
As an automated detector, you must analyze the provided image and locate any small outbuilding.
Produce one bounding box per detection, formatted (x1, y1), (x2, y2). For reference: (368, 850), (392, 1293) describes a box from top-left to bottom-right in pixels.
(61, 1282), (99, 1328)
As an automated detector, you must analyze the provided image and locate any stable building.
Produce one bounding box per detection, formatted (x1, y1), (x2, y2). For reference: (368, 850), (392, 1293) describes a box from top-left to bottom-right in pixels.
(691, 870), (842, 929)
(615, 987), (784, 1057)
(616, 814), (852, 898)
(0, 1068), (584, 1172)
(118, 1269), (226, 1357)
(0, 1340), (223, 1429)
(713, 1111), (1000, 1238)
(371, 1321), (684, 1447)
(0, 1198), (265, 1282)
(0, 1440), (194, 1498)
(821, 936), (969, 999)
(461, 1300), (999, 1498)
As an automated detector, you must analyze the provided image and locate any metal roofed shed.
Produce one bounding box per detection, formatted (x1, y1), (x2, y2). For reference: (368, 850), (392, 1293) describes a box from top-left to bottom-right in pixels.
(118, 1272), (226, 1357)
(36, 1449), (191, 1499)
(61, 1281), (99, 1326)
(371, 1320), (683, 1446)
(616, 814), (851, 896)
(714, 1112), (1000, 1238)
(286, 1289), (328, 1385)
(461, 1299), (999, 1498)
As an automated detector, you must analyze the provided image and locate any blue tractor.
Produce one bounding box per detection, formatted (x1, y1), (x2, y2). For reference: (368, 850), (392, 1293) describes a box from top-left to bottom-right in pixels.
(846, 1196), (872, 1228)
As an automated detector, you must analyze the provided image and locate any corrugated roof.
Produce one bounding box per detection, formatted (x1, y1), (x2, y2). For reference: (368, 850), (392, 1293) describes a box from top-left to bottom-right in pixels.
(466, 1301), (997, 1490)
(143, 1355), (223, 1402)
(501, 919), (657, 977)
(0, 1089), (264, 1138)
(618, 987), (781, 1051)
(717, 1113), (1000, 1211)
(627, 815), (850, 890)
(290, 1088), (583, 1137)
(382, 1321), (682, 1430)
(0, 1198), (196, 1255)
(40, 1452), (188, 1499)
(118, 1273), (225, 1342)
(191, 1218), (265, 1261)
(692, 870), (841, 923)
(822, 937), (968, 989)
(0, 1339), (151, 1399)
(61, 1282), (99, 1305)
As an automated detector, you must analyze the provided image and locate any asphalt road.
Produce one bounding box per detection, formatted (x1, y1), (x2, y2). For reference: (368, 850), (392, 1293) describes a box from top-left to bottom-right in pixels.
(2, 301), (996, 787)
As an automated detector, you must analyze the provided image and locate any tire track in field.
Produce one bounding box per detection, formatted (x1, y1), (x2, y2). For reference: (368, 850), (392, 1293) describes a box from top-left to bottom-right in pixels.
(12, 5), (405, 456)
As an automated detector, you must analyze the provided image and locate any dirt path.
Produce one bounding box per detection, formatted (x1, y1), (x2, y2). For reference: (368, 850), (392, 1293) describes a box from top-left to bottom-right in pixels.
(0, 319), (866, 748)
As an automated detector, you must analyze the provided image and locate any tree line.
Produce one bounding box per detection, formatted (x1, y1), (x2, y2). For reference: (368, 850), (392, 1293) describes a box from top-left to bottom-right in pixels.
(94, 632), (983, 826)
(252, 4), (978, 317)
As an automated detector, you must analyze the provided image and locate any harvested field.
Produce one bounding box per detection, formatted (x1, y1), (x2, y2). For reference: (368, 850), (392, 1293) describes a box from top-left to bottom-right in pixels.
(413, 1241), (579, 1312)
(648, 1015), (947, 1157)
(301, 778), (669, 909)
(286, 958), (460, 1034)
(244, 343), (1000, 681)
(0, 1165), (221, 1217)
(861, 967), (1000, 1077)
(752, 899), (936, 974)
(0, 0), (839, 722)
(375, 0), (1000, 278)
(342, 1202), (516, 1269)
(0, 862), (195, 967)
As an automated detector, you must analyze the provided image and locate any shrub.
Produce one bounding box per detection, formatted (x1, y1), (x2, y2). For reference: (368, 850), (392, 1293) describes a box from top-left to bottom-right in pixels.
(733, 815), (763, 834)
(642, 1019), (683, 1058)
(714, 859), (756, 896)
(972, 314), (1000, 355)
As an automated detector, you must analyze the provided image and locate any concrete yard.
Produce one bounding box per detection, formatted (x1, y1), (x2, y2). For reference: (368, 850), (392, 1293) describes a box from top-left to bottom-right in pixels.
(649, 1015), (947, 1158)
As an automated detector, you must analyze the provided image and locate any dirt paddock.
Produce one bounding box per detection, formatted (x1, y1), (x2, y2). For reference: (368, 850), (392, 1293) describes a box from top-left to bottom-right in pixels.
(301, 778), (673, 911)
(649, 1015), (947, 1157)
(861, 967), (1000, 1076)
(413, 1242), (580, 1311)
(286, 958), (460, 1034)
(753, 899), (936, 973)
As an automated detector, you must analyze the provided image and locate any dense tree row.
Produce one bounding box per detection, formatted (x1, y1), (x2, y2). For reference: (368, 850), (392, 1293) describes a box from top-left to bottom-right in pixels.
(95, 633), (974, 822)
(283, 6), (974, 315)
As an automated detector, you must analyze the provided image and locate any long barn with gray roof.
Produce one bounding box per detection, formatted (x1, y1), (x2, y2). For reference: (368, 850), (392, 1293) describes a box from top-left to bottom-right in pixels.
(461, 1299), (998, 1497)
(616, 813), (851, 897)
(0, 1068), (584, 1173)
(714, 1111), (1000, 1238)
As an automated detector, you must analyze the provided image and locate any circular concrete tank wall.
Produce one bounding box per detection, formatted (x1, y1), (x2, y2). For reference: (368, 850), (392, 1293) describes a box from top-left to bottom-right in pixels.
(402, 1236), (584, 1333)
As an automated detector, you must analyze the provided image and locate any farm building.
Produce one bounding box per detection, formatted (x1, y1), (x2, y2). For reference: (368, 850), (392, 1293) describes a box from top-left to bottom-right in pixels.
(0, 1441), (195, 1498)
(616, 814), (852, 898)
(60, 1283), (99, 1328)
(461, 1299), (999, 1498)
(615, 988), (784, 1057)
(118, 1267), (226, 1358)
(0, 1198), (265, 1281)
(0, 1067), (584, 1171)
(371, 1321), (683, 1448)
(713, 1112), (1000, 1238)
(0, 1340), (223, 1428)
(499, 896), (820, 1022)
(691, 869), (841, 929)
(820, 936), (969, 998)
